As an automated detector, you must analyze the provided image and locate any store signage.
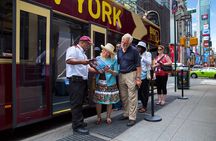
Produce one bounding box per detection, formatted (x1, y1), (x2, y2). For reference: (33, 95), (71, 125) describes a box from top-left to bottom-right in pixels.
(203, 40), (209, 47)
(202, 29), (209, 36)
(203, 36), (209, 41)
(202, 14), (208, 20)
(172, 0), (178, 14)
(203, 24), (209, 30)
(32, 0), (160, 45)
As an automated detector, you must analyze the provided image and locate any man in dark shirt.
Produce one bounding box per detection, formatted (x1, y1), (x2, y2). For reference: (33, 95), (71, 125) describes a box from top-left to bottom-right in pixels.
(117, 33), (141, 126)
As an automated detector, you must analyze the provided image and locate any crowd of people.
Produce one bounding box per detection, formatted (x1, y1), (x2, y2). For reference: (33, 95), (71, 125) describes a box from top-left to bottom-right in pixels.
(65, 34), (172, 135)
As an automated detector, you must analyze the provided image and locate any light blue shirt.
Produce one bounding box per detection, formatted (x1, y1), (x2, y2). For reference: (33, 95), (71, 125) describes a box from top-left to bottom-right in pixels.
(140, 51), (152, 80)
(95, 56), (118, 86)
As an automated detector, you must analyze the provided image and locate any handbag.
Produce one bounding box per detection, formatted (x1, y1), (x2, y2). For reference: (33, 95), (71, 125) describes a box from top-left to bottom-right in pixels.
(161, 65), (172, 71)
(157, 55), (172, 72)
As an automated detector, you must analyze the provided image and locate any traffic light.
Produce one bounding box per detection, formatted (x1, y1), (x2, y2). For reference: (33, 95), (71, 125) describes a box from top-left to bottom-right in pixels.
(180, 37), (186, 46)
(189, 37), (198, 46)
(209, 41), (212, 47)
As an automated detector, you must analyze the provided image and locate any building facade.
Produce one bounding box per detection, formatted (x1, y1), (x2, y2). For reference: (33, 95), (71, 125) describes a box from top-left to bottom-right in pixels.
(197, 0), (213, 66)
(137, 0), (170, 51)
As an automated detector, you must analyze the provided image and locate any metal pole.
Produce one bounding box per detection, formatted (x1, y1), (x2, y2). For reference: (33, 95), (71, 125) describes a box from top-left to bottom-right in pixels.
(144, 70), (162, 122)
(174, 13), (177, 92)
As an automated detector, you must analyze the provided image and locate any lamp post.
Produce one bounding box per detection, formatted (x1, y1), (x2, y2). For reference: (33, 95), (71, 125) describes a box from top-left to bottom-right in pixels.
(172, 0), (178, 92)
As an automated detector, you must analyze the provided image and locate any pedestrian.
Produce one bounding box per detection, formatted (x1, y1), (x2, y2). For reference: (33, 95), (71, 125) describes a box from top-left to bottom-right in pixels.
(65, 35), (96, 135)
(93, 43), (120, 125)
(153, 45), (172, 106)
(117, 33), (141, 126)
(113, 43), (122, 111)
(137, 41), (152, 113)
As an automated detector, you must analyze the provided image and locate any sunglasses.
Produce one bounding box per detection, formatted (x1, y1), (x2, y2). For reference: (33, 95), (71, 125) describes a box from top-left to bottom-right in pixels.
(158, 48), (163, 51)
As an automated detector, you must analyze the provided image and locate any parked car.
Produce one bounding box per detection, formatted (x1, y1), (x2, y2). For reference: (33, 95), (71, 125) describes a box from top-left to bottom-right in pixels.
(191, 65), (203, 71)
(190, 67), (216, 78)
(171, 63), (184, 76)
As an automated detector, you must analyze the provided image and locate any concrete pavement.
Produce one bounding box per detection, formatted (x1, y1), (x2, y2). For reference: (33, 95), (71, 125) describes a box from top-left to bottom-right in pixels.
(112, 79), (216, 141)
(23, 78), (216, 141)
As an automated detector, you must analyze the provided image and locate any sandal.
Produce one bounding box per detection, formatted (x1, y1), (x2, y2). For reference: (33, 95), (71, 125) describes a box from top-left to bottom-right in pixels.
(106, 118), (112, 125)
(138, 108), (146, 113)
(156, 101), (161, 105)
(96, 117), (102, 125)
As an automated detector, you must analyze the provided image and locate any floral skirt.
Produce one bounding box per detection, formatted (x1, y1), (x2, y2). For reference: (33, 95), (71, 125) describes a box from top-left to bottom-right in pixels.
(94, 80), (120, 105)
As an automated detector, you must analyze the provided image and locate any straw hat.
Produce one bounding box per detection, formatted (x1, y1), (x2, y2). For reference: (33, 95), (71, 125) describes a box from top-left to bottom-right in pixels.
(101, 43), (115, 54)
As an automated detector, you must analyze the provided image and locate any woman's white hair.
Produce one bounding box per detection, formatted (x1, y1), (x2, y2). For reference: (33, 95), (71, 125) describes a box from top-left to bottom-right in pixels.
(122, 33), (133, 44)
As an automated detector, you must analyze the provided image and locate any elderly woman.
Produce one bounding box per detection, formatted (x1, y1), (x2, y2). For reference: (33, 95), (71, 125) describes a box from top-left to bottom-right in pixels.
(93, 43), (120, 125)
(153, 45), (172, 105)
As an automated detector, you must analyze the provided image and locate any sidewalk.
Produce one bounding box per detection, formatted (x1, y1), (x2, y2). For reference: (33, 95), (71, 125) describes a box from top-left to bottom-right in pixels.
(24, 79), (216, 141)
(112, 80), (216, 141)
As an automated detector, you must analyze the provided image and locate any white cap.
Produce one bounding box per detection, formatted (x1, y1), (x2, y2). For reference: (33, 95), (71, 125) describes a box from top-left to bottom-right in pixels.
(137, 41), (147, 49)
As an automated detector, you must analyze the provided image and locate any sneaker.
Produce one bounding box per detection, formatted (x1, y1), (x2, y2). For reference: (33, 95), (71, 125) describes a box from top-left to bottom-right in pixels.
(73, 127), (89, 135)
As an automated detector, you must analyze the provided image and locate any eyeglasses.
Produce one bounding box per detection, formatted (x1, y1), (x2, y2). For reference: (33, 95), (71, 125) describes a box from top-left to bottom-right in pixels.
(158, 48), (163, 51)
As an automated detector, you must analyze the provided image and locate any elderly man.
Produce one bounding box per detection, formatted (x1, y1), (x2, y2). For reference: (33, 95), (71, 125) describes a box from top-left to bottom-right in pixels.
(117, 33), (141, 126)
(66, 36), (96, 135)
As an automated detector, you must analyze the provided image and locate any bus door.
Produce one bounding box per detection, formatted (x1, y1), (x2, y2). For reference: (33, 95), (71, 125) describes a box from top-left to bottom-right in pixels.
(90, 24), (107, 58)
(14, 0), (51, 126)
(88, 24), (107, 105)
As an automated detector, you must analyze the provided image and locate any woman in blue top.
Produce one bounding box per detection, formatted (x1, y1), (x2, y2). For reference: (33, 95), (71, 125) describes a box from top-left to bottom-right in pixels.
(93, 43), (119, 125)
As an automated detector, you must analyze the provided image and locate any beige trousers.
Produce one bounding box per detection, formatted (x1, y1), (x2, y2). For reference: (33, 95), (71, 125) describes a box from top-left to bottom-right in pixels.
(118, 71), (138, 120)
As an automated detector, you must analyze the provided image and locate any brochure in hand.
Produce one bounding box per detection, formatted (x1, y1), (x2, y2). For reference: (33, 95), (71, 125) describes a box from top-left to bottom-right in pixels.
(89, 57), (110, 72)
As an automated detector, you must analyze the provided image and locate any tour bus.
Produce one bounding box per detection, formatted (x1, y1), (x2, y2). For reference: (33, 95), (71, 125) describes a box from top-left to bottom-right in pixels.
(0, 0), (160, 131)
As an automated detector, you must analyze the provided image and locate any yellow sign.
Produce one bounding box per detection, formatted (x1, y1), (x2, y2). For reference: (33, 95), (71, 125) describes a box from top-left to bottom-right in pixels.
(149, 27), (159, 44)
(78, 0), (122, 29)
(54, 0), (61, 5)
(180, 37), (186, 47)
(190, 37), (198, 46)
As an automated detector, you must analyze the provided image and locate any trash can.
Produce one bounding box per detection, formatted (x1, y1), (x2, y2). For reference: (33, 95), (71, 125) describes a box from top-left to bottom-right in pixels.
(177, 66), (190, 89)
(55, 77), (69, 96)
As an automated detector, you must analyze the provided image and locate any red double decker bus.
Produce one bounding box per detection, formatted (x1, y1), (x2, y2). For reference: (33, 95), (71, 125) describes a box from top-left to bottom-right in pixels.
(0, 0), (160, 131)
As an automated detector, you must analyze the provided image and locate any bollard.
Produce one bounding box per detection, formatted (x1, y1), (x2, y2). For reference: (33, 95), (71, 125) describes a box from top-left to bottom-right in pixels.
(178, 69), (188, 100)
(144, 70), (162, 122)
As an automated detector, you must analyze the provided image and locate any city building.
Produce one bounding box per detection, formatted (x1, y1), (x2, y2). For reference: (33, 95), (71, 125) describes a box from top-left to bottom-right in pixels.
(170, 0), (192, 65)
(137, 0), (170, 50)
(197, 0), (213, 66)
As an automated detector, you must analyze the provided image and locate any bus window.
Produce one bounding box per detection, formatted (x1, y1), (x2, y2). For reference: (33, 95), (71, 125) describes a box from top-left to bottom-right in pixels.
(107, 31), (122, 48)
(0, 0), (12, 58)
(52, 16), (89, 81)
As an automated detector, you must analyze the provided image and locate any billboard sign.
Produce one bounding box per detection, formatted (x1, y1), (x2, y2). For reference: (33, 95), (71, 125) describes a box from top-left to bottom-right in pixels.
(202, 14), (208, 20)
(172, 0), (178, 14)
(203, 40), (209, 47)
(203, 24), (209, 30)
(203, 36), (209, 41)
(202, 29), (210, 36)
